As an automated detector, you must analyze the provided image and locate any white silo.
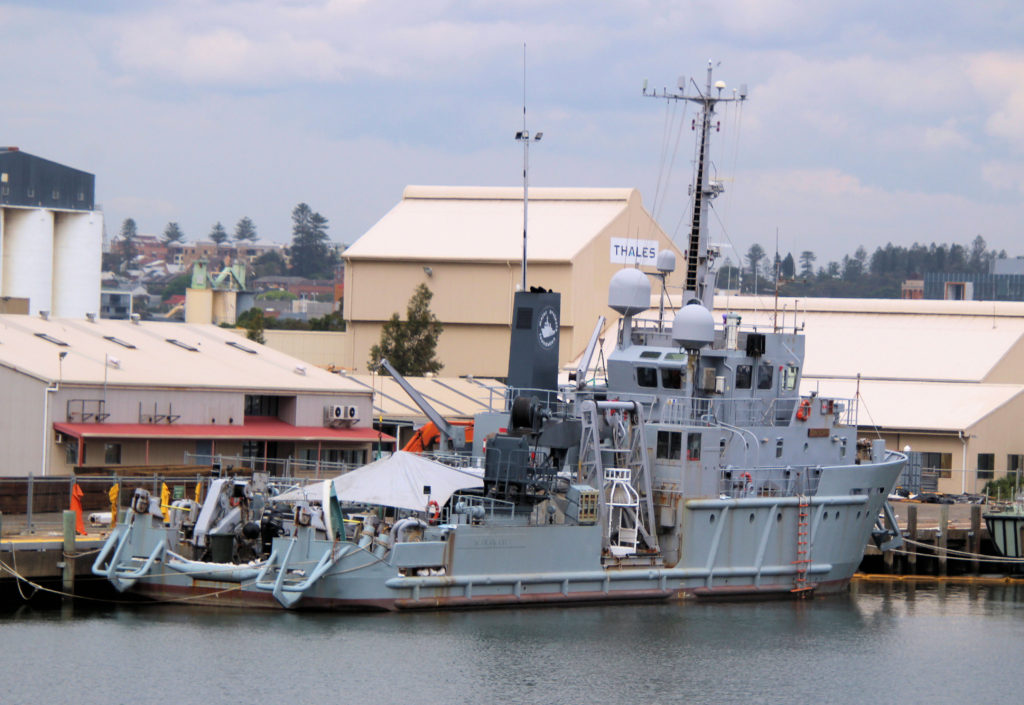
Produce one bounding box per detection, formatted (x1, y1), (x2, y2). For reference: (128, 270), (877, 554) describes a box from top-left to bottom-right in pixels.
(2, 208), (54, 315)
(53, 211), (102, 318)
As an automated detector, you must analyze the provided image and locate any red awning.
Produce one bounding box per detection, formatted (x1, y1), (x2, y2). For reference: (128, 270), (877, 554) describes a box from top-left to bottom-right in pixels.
(53, 417), (394, 443)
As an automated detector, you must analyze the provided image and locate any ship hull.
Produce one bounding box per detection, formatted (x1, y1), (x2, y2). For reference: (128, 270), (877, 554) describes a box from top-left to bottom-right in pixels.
(97, 455), (901, 612)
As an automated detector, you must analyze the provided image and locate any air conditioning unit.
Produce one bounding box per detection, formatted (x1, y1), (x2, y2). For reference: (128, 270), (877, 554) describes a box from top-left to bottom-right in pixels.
(343, 405), (358, 420)
(324, 404), (345, 425)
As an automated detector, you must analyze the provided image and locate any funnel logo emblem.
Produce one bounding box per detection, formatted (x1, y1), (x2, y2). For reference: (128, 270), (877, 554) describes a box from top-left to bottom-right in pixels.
(538, 307), (558, 349)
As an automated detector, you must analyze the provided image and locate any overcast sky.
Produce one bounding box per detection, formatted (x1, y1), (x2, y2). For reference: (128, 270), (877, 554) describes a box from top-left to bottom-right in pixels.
(2, 0), (1022, 266)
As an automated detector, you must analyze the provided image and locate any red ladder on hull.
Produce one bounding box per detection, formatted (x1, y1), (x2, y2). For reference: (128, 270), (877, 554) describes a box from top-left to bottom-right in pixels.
(792, 495), (813, 597)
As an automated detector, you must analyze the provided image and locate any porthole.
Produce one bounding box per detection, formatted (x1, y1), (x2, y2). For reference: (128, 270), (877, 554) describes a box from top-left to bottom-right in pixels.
(709, 514), (716, 524)
(748, 512), (755, 523)
(823, 511), (829, 521)
(776, 512), (782, 522)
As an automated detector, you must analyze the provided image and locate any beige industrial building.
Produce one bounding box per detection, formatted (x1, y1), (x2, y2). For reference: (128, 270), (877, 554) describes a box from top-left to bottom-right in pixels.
(342, 186), (684, 377)
(0, 313), (389, 477)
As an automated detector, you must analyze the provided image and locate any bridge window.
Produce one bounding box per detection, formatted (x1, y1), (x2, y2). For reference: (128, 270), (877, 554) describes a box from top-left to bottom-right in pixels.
(637, 367), (658, 388)
(736, 364), (752, 389)
(656, 431), (681, 460)
(757, 362), (774, 390)
(661, 367), (682, 389)
(782, 364), (799, 391)
(687, 432), (701, 461)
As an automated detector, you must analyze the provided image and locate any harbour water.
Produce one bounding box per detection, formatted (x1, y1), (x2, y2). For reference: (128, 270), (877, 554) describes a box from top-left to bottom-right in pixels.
(3, 582), (1023, 704)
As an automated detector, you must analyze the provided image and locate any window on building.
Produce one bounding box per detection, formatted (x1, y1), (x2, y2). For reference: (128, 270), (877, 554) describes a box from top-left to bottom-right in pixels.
(637, 367), (658, 388)
(242, 440), (262, 459)
(736, 364), (752, 390)
(656, 431), (682, 460)
(921, 451), (953, 479)
(1009, 454), (1024, 478)
(977, 453), (995, 480)
(244, 395), (280, 417)
(65, 438), (79, 465)
(104, 443), (121, 465)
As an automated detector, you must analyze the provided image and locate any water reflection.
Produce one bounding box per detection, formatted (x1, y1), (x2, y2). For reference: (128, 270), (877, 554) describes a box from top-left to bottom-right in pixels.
(3, 585), (1024, 705)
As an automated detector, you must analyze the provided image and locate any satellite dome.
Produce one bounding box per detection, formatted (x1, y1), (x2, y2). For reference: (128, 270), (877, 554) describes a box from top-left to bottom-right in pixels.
(656, 250), (676, 274)
(672, 303), (715, 350)
(608, 268), (650, 316)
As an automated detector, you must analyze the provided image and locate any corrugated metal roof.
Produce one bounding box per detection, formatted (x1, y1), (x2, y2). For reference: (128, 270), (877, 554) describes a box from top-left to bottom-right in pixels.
(801, 379), (1024, 432)
(340, 372), (507, 419)
(344, 186), (639, 262)
(710, 295), (1024, 382)
(0, 314), (366, 394)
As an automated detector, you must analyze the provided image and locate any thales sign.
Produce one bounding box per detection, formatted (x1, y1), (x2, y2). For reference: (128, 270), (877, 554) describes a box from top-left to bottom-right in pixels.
(610, 238), (659, 266)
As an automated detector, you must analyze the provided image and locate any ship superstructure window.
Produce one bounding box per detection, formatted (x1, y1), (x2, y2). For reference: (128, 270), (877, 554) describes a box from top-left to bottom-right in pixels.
(640, 351), (661, 359)
(736, 364), (752, 389)
(656, 431), (682, 460)
(687, 432), (701, 461)
(637, 367), (658, 388)
(757, 362), (774, 390)
(661, 367), (682, 389)
(782, 364), (799, 391)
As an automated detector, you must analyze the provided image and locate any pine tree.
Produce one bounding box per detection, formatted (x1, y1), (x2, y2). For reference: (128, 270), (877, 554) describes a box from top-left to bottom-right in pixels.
(209, 221), (229, 246)
(234, 216), (258, 242)
(119, 218), (138, 272)
(368, 284), (443, 375)
(162, 222), (185, 246)
(288, 203), (337, 278)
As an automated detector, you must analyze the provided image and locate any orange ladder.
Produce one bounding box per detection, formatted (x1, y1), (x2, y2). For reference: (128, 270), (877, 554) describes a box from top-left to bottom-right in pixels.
(792, 495), (813, 597)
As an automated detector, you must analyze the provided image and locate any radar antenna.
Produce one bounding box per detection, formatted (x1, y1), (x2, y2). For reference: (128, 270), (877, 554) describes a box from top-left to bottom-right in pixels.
(643, 61), (746, 309)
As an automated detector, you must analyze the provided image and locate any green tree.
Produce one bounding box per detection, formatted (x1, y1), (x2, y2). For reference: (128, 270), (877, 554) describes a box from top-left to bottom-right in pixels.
(252, 249), (287, 278)
(799, 250), (816, 277)
(368, 284), (443, 375)
(162, 222), (185, 246)
(209, 221), (229, 246)
(780, 252), (795, 279)
(119, 218), (138, 272)
(745, 243), (765, 279)
(236, 307), (266, 344)
(234, 216), (258, 242)
(288, 203), (338, 278)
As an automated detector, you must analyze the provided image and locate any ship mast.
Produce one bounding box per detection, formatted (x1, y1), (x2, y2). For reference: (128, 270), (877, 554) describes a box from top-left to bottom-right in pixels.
(644, 61), (746, 309)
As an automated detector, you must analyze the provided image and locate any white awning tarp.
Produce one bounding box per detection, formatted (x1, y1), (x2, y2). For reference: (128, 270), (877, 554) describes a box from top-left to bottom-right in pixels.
(273, 451), (483, 512)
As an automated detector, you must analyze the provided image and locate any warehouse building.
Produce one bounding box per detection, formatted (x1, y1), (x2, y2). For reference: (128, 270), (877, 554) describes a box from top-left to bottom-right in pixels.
(343, 186), (683, 377)
(0, 312), (389, 477)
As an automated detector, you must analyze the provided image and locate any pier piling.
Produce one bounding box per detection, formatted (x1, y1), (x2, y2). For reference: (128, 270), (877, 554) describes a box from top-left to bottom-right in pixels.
(906, 504), (917, 573)
(938, 504), (949, 576)
(61, 510), (75, 595)
(970, 505), (981, 575)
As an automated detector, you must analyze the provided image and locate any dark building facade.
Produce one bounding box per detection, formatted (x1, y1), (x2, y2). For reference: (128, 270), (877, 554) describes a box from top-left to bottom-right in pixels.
(0, 147), (95, 211)
(924, 272), (1024, 301)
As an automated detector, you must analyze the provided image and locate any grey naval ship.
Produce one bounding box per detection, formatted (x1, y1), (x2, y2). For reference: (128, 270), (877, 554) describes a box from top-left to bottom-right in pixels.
(94, 63), (906, 610)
